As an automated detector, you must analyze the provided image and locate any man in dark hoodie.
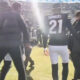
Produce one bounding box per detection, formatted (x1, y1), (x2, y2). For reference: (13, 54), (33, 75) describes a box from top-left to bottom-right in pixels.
(68, 12), (80, 80)
(0, 1), (29, 80)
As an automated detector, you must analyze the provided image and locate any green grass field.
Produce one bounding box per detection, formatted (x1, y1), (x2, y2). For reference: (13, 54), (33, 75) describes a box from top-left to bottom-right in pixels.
(0, 46), (74, 80)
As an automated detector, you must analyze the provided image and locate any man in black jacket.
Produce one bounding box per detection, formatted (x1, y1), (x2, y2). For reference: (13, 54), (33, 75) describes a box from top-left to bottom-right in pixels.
(0, 2), (29, 80)
(68, 12), (80, 80)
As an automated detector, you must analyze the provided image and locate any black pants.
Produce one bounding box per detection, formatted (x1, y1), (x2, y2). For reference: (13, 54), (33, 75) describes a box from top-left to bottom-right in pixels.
(0, 47), (26, 80)
(0, 60), (11, 80)
(71, 52), (80, 80)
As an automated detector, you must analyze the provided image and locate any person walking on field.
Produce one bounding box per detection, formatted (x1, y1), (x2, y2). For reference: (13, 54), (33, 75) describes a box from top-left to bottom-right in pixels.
(0, 1), (29, 80)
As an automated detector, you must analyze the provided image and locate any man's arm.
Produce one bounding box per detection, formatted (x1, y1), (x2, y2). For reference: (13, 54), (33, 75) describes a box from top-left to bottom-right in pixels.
(42, 33), (49, 56)
(17, 14), (30, 44)
(42, 16), (49, 49)
(42, 34), (48, 48)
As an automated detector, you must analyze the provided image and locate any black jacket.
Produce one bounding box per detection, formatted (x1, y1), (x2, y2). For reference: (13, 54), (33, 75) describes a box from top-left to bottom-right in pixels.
(68, 20), (80, 52)
(0, 9), (29, 47)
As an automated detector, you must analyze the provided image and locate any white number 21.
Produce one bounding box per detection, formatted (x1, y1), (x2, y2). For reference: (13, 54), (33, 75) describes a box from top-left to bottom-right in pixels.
(49, 19), (63, 34)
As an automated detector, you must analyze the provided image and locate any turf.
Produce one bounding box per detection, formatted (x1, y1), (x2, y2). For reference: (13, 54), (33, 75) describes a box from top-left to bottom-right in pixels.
(0, 46), (74, 80)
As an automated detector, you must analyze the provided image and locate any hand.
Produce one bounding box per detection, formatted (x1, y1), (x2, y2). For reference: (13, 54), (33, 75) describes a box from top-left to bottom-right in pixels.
(44, 48), (49, 56)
